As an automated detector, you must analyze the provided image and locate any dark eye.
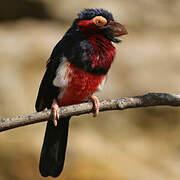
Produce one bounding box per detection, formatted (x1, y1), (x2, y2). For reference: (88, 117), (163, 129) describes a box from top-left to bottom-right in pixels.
(92, 16), (107, 26)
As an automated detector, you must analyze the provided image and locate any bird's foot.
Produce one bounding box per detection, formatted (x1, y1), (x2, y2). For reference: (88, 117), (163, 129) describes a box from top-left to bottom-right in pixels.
(51, 99), (59, 126)
(89, 95), (100, 117)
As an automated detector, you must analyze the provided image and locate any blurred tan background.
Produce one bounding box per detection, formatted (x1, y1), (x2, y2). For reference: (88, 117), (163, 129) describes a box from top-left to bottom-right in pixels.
(0, 0), (180, 179)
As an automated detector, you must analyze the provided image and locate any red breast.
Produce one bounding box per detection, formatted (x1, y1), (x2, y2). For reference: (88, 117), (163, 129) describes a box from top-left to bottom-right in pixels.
(57, 63), (106, 106)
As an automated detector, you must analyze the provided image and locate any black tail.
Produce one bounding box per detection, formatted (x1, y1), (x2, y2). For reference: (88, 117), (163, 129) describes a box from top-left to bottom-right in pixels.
(39, 117), (70, 177)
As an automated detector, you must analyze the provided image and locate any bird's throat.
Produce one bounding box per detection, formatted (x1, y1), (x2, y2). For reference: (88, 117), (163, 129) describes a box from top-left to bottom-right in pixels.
(88, 34), (116, 71)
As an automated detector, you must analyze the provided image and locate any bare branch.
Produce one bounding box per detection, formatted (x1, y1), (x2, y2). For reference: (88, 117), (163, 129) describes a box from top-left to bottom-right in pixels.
(0, 92), (180, 132)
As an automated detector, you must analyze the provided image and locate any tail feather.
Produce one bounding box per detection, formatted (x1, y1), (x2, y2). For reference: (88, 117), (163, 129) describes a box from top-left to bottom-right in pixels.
(39, 117), (70, 177)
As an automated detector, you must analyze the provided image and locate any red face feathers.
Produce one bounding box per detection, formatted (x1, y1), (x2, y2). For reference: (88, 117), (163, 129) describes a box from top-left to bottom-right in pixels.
(77, 9), (127, 43)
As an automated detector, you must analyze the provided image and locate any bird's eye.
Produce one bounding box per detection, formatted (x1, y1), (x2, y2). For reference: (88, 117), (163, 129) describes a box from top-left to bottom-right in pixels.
(92, 16), (107, 26)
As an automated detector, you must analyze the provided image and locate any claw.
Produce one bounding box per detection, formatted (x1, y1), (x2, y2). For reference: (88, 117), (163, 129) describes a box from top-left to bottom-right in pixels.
(51, 99), (59, 126)
(89, 95), (100, 117)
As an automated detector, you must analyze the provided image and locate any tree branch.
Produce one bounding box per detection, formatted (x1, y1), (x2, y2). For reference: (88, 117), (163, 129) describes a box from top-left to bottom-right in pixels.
(0, 92), (180, 132)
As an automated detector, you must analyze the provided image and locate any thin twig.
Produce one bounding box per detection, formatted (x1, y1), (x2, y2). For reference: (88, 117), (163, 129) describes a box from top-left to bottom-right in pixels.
(0, 92), (180, 132)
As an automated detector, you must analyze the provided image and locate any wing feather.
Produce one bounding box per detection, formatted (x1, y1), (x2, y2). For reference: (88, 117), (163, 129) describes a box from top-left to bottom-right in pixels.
(35, 59), (61, 112)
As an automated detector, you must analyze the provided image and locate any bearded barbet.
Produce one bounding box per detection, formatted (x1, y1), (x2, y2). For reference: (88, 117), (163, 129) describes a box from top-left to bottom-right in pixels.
(35, 8), (127, 177)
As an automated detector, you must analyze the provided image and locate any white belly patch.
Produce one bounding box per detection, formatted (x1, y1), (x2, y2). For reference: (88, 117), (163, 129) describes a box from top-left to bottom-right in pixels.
(53, 57), (71, 88)
(96, 76), (107, 91)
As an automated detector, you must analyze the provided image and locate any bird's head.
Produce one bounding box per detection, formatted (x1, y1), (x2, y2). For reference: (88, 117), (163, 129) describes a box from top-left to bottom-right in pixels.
(72, 9), (128, 43)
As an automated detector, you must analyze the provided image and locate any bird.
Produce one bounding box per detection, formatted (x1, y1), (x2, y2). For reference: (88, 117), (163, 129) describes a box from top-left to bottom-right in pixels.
(35, 8), (127, 178)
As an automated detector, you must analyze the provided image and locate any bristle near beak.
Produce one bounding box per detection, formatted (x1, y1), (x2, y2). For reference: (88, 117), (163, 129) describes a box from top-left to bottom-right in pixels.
(99, 20), (127, 43)
(107, 21), (128, 37)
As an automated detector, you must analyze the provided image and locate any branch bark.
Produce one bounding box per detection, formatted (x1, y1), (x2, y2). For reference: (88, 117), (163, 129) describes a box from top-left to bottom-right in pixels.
(0, 92), (180, 132)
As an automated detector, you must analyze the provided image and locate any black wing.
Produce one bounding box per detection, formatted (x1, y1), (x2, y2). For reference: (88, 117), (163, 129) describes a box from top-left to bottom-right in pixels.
(35, 34), (69, 112)
(35, 29), (82, 112)
(35, 59), (61, 112)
